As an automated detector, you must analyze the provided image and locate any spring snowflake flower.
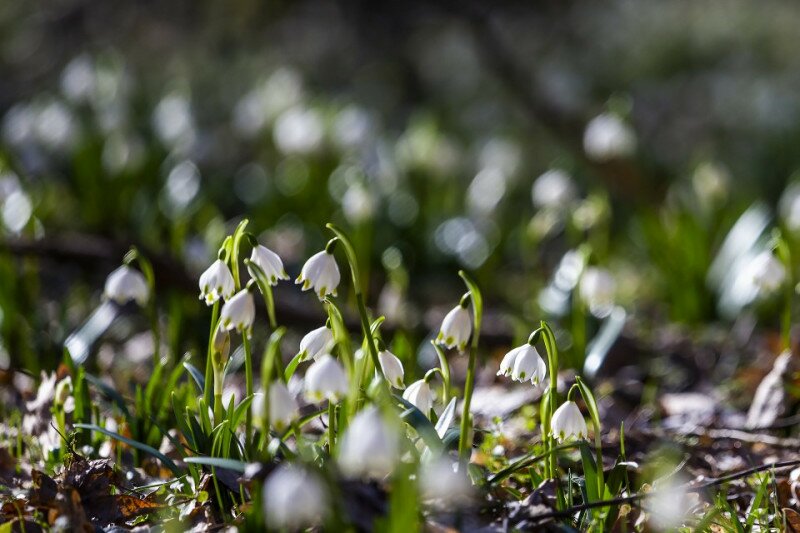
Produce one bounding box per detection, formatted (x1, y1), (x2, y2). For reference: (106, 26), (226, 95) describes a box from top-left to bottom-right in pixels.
(298, 325), (335, 362)
(104, 265), (149, 306)
(338, 406), (398, 479)
(296, 248), (340, 300)
(402, 379), (434, 415)
(750, 251), (786, 293)
(198, 259), (235, 305)
(377, 349), (405, 389)
(304, 354), (348, 403)
(263, 464), (329, 529)
(420, 458), (474, 503)
(219, 288), (256, 337)
(498, 344), (547, 385)
(551, 401), (588, 441)
(436, 300), (472, 351)
(253, 382), (299, 432)
(248, 244), (288, 286)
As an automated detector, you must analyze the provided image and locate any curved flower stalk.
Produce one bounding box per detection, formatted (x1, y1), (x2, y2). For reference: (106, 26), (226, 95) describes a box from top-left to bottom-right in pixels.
(296, 241), (341, 300)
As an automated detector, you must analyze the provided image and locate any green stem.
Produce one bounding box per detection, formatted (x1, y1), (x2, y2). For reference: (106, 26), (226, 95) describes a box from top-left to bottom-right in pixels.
(328, 401), (336, 453)
(432, 341), (452, 404)
(243, 334), (254, 449)
(457, 271), (483, 470)
(541, 321), (560, 480)
(204, 302), (219, 407)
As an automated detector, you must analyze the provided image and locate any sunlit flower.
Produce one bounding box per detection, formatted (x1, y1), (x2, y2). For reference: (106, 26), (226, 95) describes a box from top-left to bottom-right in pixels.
(219, 288), (256, 337)
(436, 302), (472, 351)
(263, 463), (329, 529)
(583, 113), (636, 161)
(298, 325), (335, 361)
(304, 354), (348, 403)
(551, 401), (588, 441)
(420, 458), (474, 503)
(104, 265), (149, 306)
(198, 259), (235, 305)
(498, 344), (547, 385)
(249, 244), (288, 286)
(266, 381), (299, 431)
(750, 251), (786, 293)
(402, 379), (434, 415)
(579, 267), (616, 318)
(296, 249), (340, 300)
(378, 349), (405, 389)
(338, 406), (398, 478)
(531, 169), (576, 209)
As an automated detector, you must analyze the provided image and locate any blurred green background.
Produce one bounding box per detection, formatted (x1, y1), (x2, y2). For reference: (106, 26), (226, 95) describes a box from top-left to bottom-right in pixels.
(1, 0), (800, 375)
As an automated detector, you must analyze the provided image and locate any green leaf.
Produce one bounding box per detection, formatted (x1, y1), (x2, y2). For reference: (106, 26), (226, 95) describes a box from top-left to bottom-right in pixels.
(394, 395), (443, 454)
(84, 373), (131, 418)
(184, 456), (248, 473)
(184, 361), (205, 393)
(74, 423), (180, 474)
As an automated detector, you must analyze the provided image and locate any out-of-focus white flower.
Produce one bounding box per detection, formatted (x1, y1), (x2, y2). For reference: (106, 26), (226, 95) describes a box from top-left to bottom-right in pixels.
(219, 289), (256, 337)
(298, 326), (335, 362)
(780, 182), (800, 232)
(296, 249), (341, 300)
(551, 401), (588, 441)
(263, 463), (329, 529)
(26, 372), (57, 411)
(198, 259), (235, 305)
(269, 381), (299, 431)
(420, 458), (474, 503)
(402, 379), (434, 415)
(750, 251), (786, 294)
(498, 344), (547, 385)
(304, 354), (348, 403)
(104, 265), (149, 306)
(273, 106), (324, 155)
(645, 474), (696, 531)
(531, 169), (576, 209)
(583, 113), (636, 161)
(342, 183), (376, 224)
(579, 267), (616, 318)
(338, 406), (398, 479)
(436, 303), (472, 351)
(378, 349), (405, 389)
(54, 376), (73, 413)
(248, 244), (288, 286)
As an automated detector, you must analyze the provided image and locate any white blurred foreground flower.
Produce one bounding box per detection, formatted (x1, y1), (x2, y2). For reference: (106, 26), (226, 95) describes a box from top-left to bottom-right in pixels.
(338, 406), (398, 478)
(750, 251), (786, 294)
(579, 267), (616, 318)
(304, 354), (348, 403)
(583, 113), (636, 161)
(420, 458), (474, 503)
(198, 259), (235, 305)
(531, 169), (576, 209)
(263, 464), (329, 529)
(402, 379), (434, 415)
(296, 245), (341, 300)
(219, 288), (256, 337)
(104, 265), (149, 306)
(498, 344), (547, 385)
(298, 325), (335, 361)
(253, 382), (299, 432)
(248, 244), (288, 285)
(551, 401), (588, 441)
(378, 349), (405, 389)
(436, 298), (472, 351)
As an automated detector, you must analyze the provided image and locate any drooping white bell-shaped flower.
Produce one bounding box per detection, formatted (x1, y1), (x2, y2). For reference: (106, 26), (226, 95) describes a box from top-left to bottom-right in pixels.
(402, 379), (434, 415)
(304, 354), (348, 403)
(263, 463), (329, 529)
(436, 301), (472, 351)
(104, 265), (149, 306)
(551, 401), (588, 441)
(269, 381), (299, 431)
(338, 406), (399, 479)
(219, 288), (256, 337)
(248, 244), (289, 286)
(296, 248), (340, 300)
(419, 458), (474, 503)
(198, 259), (235, 305)
(298, 325), (335, 361)
(579, 267), (616, 318)
(750, 251), (786, 294)
(378, 349), (405, 389)
(498, 344), (547, 385)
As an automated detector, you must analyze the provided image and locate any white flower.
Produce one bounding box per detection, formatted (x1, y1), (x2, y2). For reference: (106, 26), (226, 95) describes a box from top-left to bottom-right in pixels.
(531, 169), (576, 209)
(750, 251), (786, 294)
(583, 113), (636, 161)
(104, 265), (149, 306)
(296, 250), (340, 300)
(498, 344), (547, 385)
(304, 354), (348, 403)
(402, 379), (434, 415)
(342, 183), (376, 224)
(378, 350), (405, 389)
(249, 244), (288, 286)
(338, 406), (398, 479)
(269, 381), (299, 431)
(420, 458), (474, 503)
(298, 326), (335, 362)
(579, 267), (616, 318)
(436, 304), (472, 351)
(263, 464), (329, 529)
(551, 401), (588, 441)
(219, 289), (256, 336)
(198, 259), (235, 305)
